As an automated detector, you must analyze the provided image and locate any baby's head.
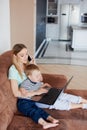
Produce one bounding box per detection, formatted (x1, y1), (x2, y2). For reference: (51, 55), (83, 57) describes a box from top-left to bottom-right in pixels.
(25, 64), (43, 82)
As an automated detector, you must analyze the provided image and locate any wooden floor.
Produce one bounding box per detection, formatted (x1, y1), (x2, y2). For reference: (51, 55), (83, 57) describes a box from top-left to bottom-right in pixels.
(38, 64), (87, 90)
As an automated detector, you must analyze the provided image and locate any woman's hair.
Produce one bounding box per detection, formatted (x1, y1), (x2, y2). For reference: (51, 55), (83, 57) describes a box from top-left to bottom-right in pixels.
(25, 64), (40, 76)
(12, 43), (27, 78)
(12, 43), (27, 55)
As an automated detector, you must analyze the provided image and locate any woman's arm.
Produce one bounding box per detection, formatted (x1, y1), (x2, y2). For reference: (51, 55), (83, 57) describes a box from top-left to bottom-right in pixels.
(10, 78), (49, 98)
(10, 79), (23, 97)
(41, 83), (51, 88)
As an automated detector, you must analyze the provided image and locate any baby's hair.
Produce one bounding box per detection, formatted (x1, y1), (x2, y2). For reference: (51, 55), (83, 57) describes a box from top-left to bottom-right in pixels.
(25, 64), (40, 76)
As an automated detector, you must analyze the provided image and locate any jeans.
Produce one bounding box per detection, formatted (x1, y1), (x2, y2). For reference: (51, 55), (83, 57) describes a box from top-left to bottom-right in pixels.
(17, 98), (49, 123)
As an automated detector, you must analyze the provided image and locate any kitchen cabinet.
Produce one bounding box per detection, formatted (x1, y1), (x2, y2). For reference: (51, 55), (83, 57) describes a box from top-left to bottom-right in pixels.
(46, 23), (59, 40)
(47, 0), (58, 16)
(46, 0), (59, 40)
(72, 26), (87, 50)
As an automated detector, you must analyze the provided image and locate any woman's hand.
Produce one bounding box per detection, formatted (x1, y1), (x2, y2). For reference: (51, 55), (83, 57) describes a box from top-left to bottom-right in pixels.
(20, 88), (29, 97)
(30, 57), (36, 64)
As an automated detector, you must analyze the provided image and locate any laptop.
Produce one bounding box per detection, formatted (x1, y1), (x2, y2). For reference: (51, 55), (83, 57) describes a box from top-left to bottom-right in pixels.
(31, 76), (73, 105)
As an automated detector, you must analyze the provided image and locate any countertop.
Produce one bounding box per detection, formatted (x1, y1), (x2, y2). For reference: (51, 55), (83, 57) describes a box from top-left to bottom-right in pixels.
(71, 25), (87, 30)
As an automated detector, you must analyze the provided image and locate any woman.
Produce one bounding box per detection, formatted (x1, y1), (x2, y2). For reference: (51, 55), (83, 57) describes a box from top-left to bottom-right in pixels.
(8, 44), (59, 129)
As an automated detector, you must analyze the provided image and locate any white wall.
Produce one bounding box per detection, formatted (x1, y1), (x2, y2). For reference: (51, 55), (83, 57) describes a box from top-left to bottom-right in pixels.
(59, 0), (80, 4)
(10, 0), (34, 56)
(0, 0), (11, 54)
(80, 0), (87, 13)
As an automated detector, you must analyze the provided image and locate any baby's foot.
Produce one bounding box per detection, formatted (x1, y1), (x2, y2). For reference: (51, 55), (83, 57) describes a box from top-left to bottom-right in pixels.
(83, 104), (87, 109)
(43, 122), (58, 129)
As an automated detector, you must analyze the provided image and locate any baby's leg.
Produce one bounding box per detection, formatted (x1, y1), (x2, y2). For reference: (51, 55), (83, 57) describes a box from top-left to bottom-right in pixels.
(49, 93), (84, 110)
(70, 102), (83, 109)
(60, 93), (87, 109)
(59, 93), (82, 104)
(80, 98), (87, 103)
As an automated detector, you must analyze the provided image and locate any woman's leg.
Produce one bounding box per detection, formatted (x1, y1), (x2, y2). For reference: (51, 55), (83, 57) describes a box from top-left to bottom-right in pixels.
(17, 99), (58, 129)
(46, 115), (59, 124)
(35, 102), (50, 108)
(17, 99), (48, 123)
(31, 104), (59, 124)
(38, 118), (58, 129)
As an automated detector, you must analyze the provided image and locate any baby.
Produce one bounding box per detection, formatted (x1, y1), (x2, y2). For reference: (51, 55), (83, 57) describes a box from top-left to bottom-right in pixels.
(20, 64), (87, 111)
(20, 64), (50, 98)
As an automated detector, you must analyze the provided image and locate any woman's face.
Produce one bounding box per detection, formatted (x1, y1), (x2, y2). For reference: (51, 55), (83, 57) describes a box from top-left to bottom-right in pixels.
(16, 48), (28, 64)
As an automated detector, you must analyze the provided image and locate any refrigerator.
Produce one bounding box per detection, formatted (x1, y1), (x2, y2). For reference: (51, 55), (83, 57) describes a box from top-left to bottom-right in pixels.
(59, 4), (80, 41)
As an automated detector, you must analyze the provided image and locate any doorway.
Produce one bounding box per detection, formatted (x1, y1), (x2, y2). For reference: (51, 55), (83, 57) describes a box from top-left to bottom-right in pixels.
(35, 2), (87, 66)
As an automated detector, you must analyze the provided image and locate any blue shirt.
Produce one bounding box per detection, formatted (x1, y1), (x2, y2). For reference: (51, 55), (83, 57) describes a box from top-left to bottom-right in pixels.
(8, 65), (27, 86)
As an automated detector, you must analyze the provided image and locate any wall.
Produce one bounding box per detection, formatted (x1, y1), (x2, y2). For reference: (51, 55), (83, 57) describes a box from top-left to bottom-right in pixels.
(10, 0), (35, 56)
(59, 0), (80, 4)
(0, 0), (11, 54)
(1, 0), (87, 55)
(80, 0), (87, 13)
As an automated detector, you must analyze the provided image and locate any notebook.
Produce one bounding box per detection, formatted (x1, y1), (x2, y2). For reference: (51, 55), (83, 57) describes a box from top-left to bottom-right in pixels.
(31, 76), (73, 105)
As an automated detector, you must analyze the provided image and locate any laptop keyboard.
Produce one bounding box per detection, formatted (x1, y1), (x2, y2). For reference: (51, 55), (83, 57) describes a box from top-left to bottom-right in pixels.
(39, 88), (62, 105)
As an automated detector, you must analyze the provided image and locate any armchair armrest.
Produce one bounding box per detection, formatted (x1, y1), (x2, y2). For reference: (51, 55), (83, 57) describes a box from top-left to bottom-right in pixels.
(42, 73), (67, 89)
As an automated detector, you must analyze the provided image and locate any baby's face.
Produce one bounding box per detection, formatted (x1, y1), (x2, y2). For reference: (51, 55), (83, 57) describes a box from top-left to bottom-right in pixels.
(28, 70), (43, 82)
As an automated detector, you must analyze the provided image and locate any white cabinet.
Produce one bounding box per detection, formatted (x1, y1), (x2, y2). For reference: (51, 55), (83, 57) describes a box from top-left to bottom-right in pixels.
(72, 26), (87, 50)
(46, 24), (59, 40)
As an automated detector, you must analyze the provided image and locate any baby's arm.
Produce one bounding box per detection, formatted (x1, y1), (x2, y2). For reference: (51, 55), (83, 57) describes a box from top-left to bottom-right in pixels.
(41, 83), (51, 89)
(19, 86), (48, 98)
